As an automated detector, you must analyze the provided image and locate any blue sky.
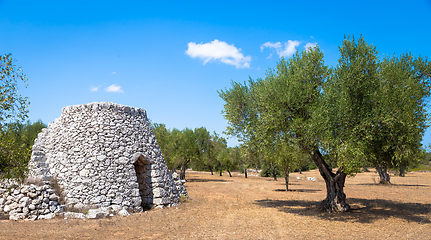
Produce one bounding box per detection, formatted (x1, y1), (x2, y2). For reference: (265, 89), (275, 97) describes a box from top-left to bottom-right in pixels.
(1, 0), (431, 147)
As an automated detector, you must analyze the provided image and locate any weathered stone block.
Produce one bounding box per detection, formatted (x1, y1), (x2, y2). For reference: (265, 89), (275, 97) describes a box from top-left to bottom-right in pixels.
(87, 208), (110, 219)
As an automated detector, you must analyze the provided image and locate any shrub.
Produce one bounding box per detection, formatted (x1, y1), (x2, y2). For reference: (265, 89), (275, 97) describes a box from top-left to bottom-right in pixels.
(260, 162), (282, 177)
(50, 177), (66, 205)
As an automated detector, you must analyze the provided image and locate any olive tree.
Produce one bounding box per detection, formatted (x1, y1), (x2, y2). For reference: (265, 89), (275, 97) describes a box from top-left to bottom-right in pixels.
(320, 37), (430, 184)
(219, 36), (431, 212)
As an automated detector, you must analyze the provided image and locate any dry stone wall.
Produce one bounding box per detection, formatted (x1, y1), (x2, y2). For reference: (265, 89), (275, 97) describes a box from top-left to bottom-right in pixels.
(0, 180), (63, 220)
(26, 102), (185, 212)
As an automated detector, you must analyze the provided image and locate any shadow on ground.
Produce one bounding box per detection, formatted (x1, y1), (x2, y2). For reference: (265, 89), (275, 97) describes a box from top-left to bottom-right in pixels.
(276, 183), (301, 186)
(254, 198), (431, 224)
(274, 189), (321, 193)
(187, 178), (233, 183)
(356, 183), (429, 187)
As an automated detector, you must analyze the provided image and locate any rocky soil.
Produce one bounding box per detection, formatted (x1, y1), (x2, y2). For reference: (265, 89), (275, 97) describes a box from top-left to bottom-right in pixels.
(1, 169), (430, 239)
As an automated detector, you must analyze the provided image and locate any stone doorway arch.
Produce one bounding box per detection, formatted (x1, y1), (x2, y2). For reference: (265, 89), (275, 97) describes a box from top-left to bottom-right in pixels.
(133, 154), (152, 209)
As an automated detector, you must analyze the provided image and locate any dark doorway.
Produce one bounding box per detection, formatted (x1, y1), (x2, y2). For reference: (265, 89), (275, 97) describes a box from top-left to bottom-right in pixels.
(133, 155), (152, 210)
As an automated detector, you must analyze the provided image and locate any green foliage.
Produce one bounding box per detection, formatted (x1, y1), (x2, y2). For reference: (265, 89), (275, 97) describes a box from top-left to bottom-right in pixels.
(179, 194), (188, 203)
(410, 164), (431, 172)
(177, 128), (201, 165)
(218, 78), (259, 144)
(318, 36), (430, 174)
(152, 123), (235, 176)
(0, 54), (29, 123)
(0, 54), (37, 181)
(219, 35), (431, 180)
(0, 127), (30, 180)
(297, 155), (317, 171)
(260, 161), (282, 177)
(0, 120), (46, 180)
(219, 46), (328, 178)
(423, 152), (431, 165)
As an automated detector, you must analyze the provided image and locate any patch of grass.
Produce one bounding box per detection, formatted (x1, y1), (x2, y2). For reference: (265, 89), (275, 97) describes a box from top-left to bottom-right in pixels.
(410, 164), (431, 172)
(179, 194), (189, 203)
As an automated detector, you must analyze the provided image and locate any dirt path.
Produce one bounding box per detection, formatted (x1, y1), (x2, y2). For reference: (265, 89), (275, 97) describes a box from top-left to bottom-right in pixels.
(1, 169), (430, 239)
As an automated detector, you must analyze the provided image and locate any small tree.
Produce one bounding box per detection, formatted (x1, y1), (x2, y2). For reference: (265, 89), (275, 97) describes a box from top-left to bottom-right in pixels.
(176, 128), (200, 180)
(217, 147), (230, 176)
(275, 142), (307, 191)
(0, 54), (31, 180)
(194, 127), (219, 174)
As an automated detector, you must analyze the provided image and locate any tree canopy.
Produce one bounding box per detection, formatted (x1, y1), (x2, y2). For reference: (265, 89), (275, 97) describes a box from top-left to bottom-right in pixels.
(0, 53), (29, 125)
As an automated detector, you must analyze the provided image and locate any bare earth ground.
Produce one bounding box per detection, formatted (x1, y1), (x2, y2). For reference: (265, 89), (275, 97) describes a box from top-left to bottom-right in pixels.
(1, 169), (430, 240)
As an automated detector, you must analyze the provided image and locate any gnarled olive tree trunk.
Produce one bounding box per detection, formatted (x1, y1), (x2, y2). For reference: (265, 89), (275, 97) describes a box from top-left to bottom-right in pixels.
(311, 150), (350, 212)
(376, 165), (391, 184)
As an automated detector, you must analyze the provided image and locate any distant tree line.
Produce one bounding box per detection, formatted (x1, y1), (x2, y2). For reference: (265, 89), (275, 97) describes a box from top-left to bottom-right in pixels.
(152, 123), (317, 182)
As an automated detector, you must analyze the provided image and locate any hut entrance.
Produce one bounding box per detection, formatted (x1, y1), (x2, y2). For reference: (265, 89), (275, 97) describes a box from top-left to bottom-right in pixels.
(133, 155), (152, 209)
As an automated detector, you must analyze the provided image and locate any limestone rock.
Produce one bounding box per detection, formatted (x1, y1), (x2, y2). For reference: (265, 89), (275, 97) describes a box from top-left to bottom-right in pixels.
(118, 208), (130, 217)
(38, 213), (55, 220)
(87, 208), (110, 219)
(62, 212), (85, 219)
(9, 213), (26, 221)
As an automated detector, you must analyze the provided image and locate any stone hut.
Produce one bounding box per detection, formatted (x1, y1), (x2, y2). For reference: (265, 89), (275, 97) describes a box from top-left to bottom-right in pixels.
(28, 102), (184, 211)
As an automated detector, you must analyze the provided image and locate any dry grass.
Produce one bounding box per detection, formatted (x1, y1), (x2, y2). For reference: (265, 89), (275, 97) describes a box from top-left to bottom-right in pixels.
(0, 169), (430, 239)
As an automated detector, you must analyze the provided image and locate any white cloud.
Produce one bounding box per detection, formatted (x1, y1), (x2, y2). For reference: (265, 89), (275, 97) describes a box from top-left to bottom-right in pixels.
(261, 40), (321, 58)
(260, 42), (282, 52)
(186, 39), (251, 68)
(90, 86), (100, 92)
(111, 72), (116, 75)
(266, 53), (273, 60)
(304, 42), (317, 51)
(279, 40), (301, 57)
(105, 84), (124, 93)
(260, 40), (301, 58)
